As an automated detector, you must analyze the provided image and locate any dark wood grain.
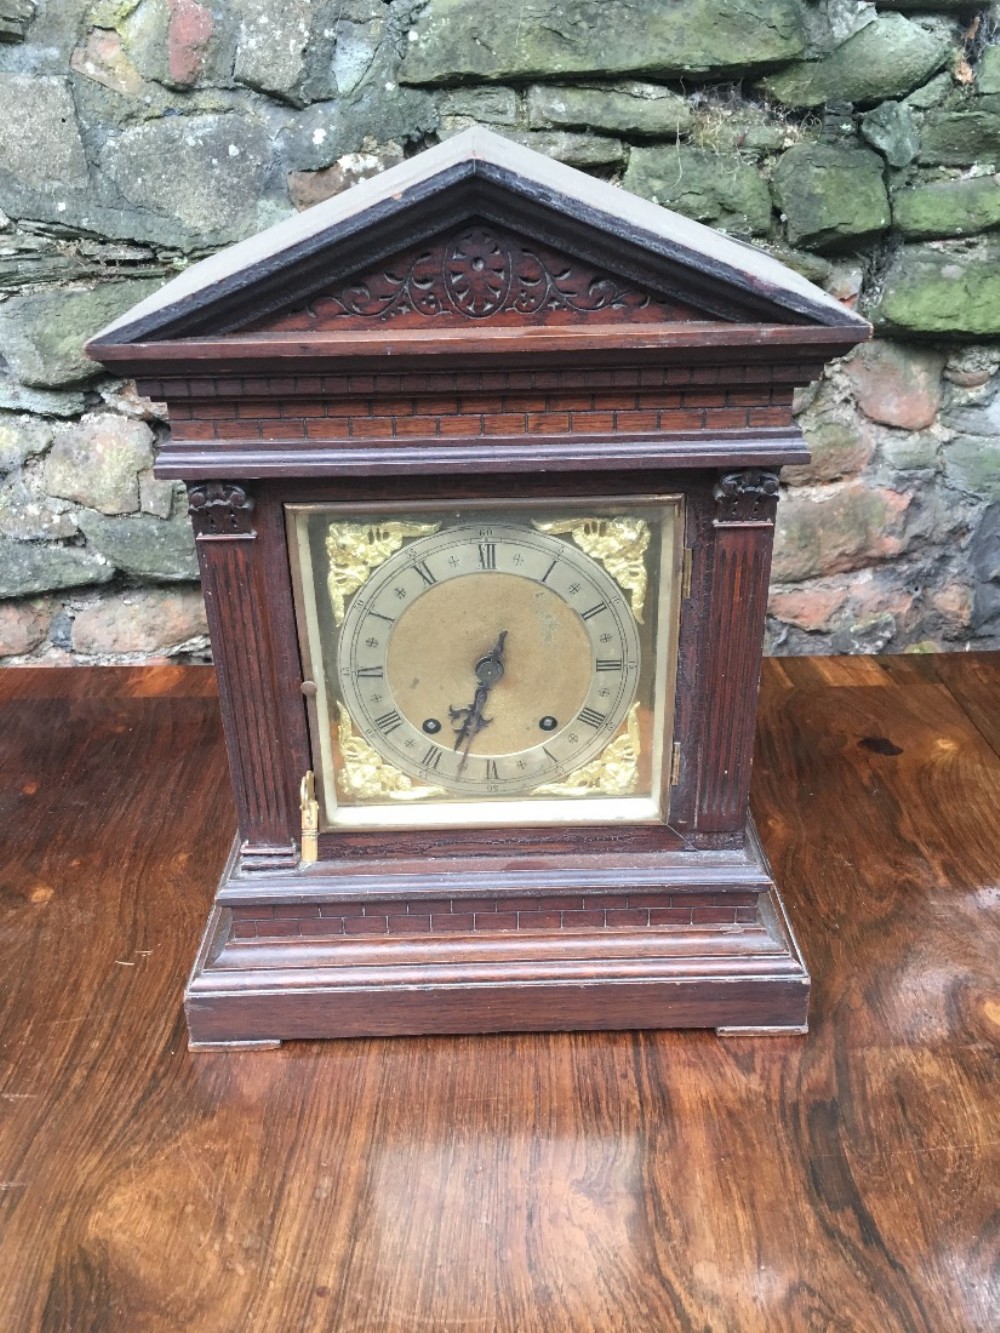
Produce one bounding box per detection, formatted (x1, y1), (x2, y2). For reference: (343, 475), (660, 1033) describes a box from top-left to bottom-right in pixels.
(1, 658), (997, 1330)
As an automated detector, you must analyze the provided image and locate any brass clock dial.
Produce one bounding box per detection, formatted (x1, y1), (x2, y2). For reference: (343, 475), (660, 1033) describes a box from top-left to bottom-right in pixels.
(288, 497), (681, 830)
(336, 523), (641, 797)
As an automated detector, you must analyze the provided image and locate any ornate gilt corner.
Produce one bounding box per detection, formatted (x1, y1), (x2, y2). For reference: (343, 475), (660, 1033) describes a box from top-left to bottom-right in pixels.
(187, 482), (255, 538)
(336, 705), (445, 802)
(326, 520), (440, 626)
(533, 517), (650, 622)
(532, 703), (641, 798)
(713, 470), (780, 527)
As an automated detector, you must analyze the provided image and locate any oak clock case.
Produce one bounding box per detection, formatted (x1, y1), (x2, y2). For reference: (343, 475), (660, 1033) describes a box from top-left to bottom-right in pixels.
(85, 128), (872, 1043)
(288, 498), (682, 832)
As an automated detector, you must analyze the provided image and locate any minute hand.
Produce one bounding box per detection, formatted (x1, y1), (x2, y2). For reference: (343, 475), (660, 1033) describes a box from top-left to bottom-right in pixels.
(451, 631), (508, 771)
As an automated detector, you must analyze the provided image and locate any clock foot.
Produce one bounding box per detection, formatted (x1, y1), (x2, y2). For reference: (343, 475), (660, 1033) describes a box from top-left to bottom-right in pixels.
(188, 1037), (282, 1051)
(715, 1023), (809, 1037)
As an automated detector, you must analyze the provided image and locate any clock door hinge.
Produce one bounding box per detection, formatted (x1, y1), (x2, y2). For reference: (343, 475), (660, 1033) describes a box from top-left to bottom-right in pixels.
(682, 547), (694, 599)
(670, 741), (682, 787)
(300, 770), (319, 865)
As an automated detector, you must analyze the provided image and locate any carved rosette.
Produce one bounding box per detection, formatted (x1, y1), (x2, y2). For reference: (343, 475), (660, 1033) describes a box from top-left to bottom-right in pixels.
(533, 516), (650, 622)
(325, 520), (440, 626)
(296, 224), (662, 327)
(533, 703), (641, 798)
(188, 482), (255, 538)
(713, 470), (780, 527)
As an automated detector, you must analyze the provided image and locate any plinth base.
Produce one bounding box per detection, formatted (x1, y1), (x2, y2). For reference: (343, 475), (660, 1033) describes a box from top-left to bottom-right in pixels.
(185, 819), (809, 1047)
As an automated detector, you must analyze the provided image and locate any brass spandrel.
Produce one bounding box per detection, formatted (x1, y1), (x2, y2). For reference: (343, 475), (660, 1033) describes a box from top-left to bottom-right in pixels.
(326, 520), (440, 625)
(533, 516), (650, 622)
(532, 703), (640, 798)
(336, 704), (446, 802)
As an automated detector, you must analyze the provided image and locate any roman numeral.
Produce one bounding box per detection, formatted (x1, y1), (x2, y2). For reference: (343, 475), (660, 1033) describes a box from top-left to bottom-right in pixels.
(412, 560), (436, 586)
(421, 744), (442, 769)
(484, 758), (499, 780)
(542, 746), (558, 765)
(356, 666), (383, 678)
(479, 542), (497, 570)
(540, 559), (558, 584)
(581, 603), (607, 621)
(374, 709), (402, 734)
(368, 611), (395, 625)
(596, 658), (622, 672)
(578, 706), (606, 728)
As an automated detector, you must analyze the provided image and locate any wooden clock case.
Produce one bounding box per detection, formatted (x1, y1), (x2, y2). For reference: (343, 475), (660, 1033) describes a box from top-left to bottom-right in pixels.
(87, 129), (869, 1047)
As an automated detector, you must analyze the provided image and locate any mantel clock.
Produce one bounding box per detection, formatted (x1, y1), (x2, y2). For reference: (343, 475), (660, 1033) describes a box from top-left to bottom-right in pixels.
(88, 129), (869, 1047)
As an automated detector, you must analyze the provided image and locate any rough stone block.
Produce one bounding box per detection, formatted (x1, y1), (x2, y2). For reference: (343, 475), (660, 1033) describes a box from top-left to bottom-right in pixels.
(0, 0), (34, 43)
(71, 586), (208, 656)
(773, 479), (910, 582)
(121, 0), (219, 90)
(70, 27), (149, 99)
(234, 0), (317, 102)
(760, 14), (950, 108)
(0, 474), (78, 541)
(860, 100), (920, 168)
(438, 88), (518, 124)
(917, 110), (1000, 166)
(877, 428), (941, 472)
(75, 510), (198, 580)
(893, 176), (1000, 239)
(0, 538), (112, 599)
(0, 413), (53, 473)
(0, 597), (51, 657)
(0, 75), (87, 200)
(772, 143), (890, 249)
(449, 128), (625, 168)
(944, 436), (1000, 501)
(288, 143), (405, 210)
(43, 416), (155, 515)
(768, 582), (849, 632)
(0, 280), (162, 389)
(278, 87), (437, 173)
(844, 340), (945, 430)
(0, 379), (86, 418)
(783, 400), (875, 484)
(624, 147), (772, 234)
(400, 0), (808, 85)
(941, 391), (1000, 437)
(100, 115), (275, 248)
(527, 82), (693, 137)
(872, 243), (1000, 336)
(970, 502), (1000, 629)
(979, 48), (1000, 97)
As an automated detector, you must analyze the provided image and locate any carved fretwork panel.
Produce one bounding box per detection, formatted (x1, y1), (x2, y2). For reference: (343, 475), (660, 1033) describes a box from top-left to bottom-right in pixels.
(244, 222), (713, 332)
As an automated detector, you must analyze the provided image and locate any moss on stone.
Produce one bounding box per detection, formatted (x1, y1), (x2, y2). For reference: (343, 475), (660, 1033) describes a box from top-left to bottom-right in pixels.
(401, 0), (808, 86)
(894, 177), (1000, 239)
(872, 243), (1000, 336)
(917, 110), (1000, 166)
(623, 146), (772, 235)
(772, 142), (890, 249)
(760, 14), (951, 109)
(527, 82), (692, 138)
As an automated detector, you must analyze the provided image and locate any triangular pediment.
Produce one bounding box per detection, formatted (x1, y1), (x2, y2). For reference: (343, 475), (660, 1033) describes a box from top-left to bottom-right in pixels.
(87, 128), (868, 352)
(242, 221), (714, 334)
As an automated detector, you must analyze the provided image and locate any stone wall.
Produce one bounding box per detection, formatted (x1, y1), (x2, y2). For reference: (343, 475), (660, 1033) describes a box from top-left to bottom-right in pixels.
(1, 0), (999, 664)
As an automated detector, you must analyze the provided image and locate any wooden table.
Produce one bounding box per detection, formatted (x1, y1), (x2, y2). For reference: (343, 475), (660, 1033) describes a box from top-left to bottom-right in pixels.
(1, 657), (997, 1331)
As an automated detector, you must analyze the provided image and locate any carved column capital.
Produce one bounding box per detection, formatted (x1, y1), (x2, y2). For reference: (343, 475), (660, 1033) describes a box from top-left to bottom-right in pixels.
(713, 469), (780, 527)
(188, 482), (256, 538)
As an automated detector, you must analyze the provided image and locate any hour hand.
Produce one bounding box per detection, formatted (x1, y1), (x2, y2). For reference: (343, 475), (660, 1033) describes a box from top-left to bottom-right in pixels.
(449, 693), (492, 750)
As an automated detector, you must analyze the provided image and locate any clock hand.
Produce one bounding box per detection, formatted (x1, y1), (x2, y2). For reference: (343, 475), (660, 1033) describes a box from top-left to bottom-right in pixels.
(450, 631), (508, 771)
